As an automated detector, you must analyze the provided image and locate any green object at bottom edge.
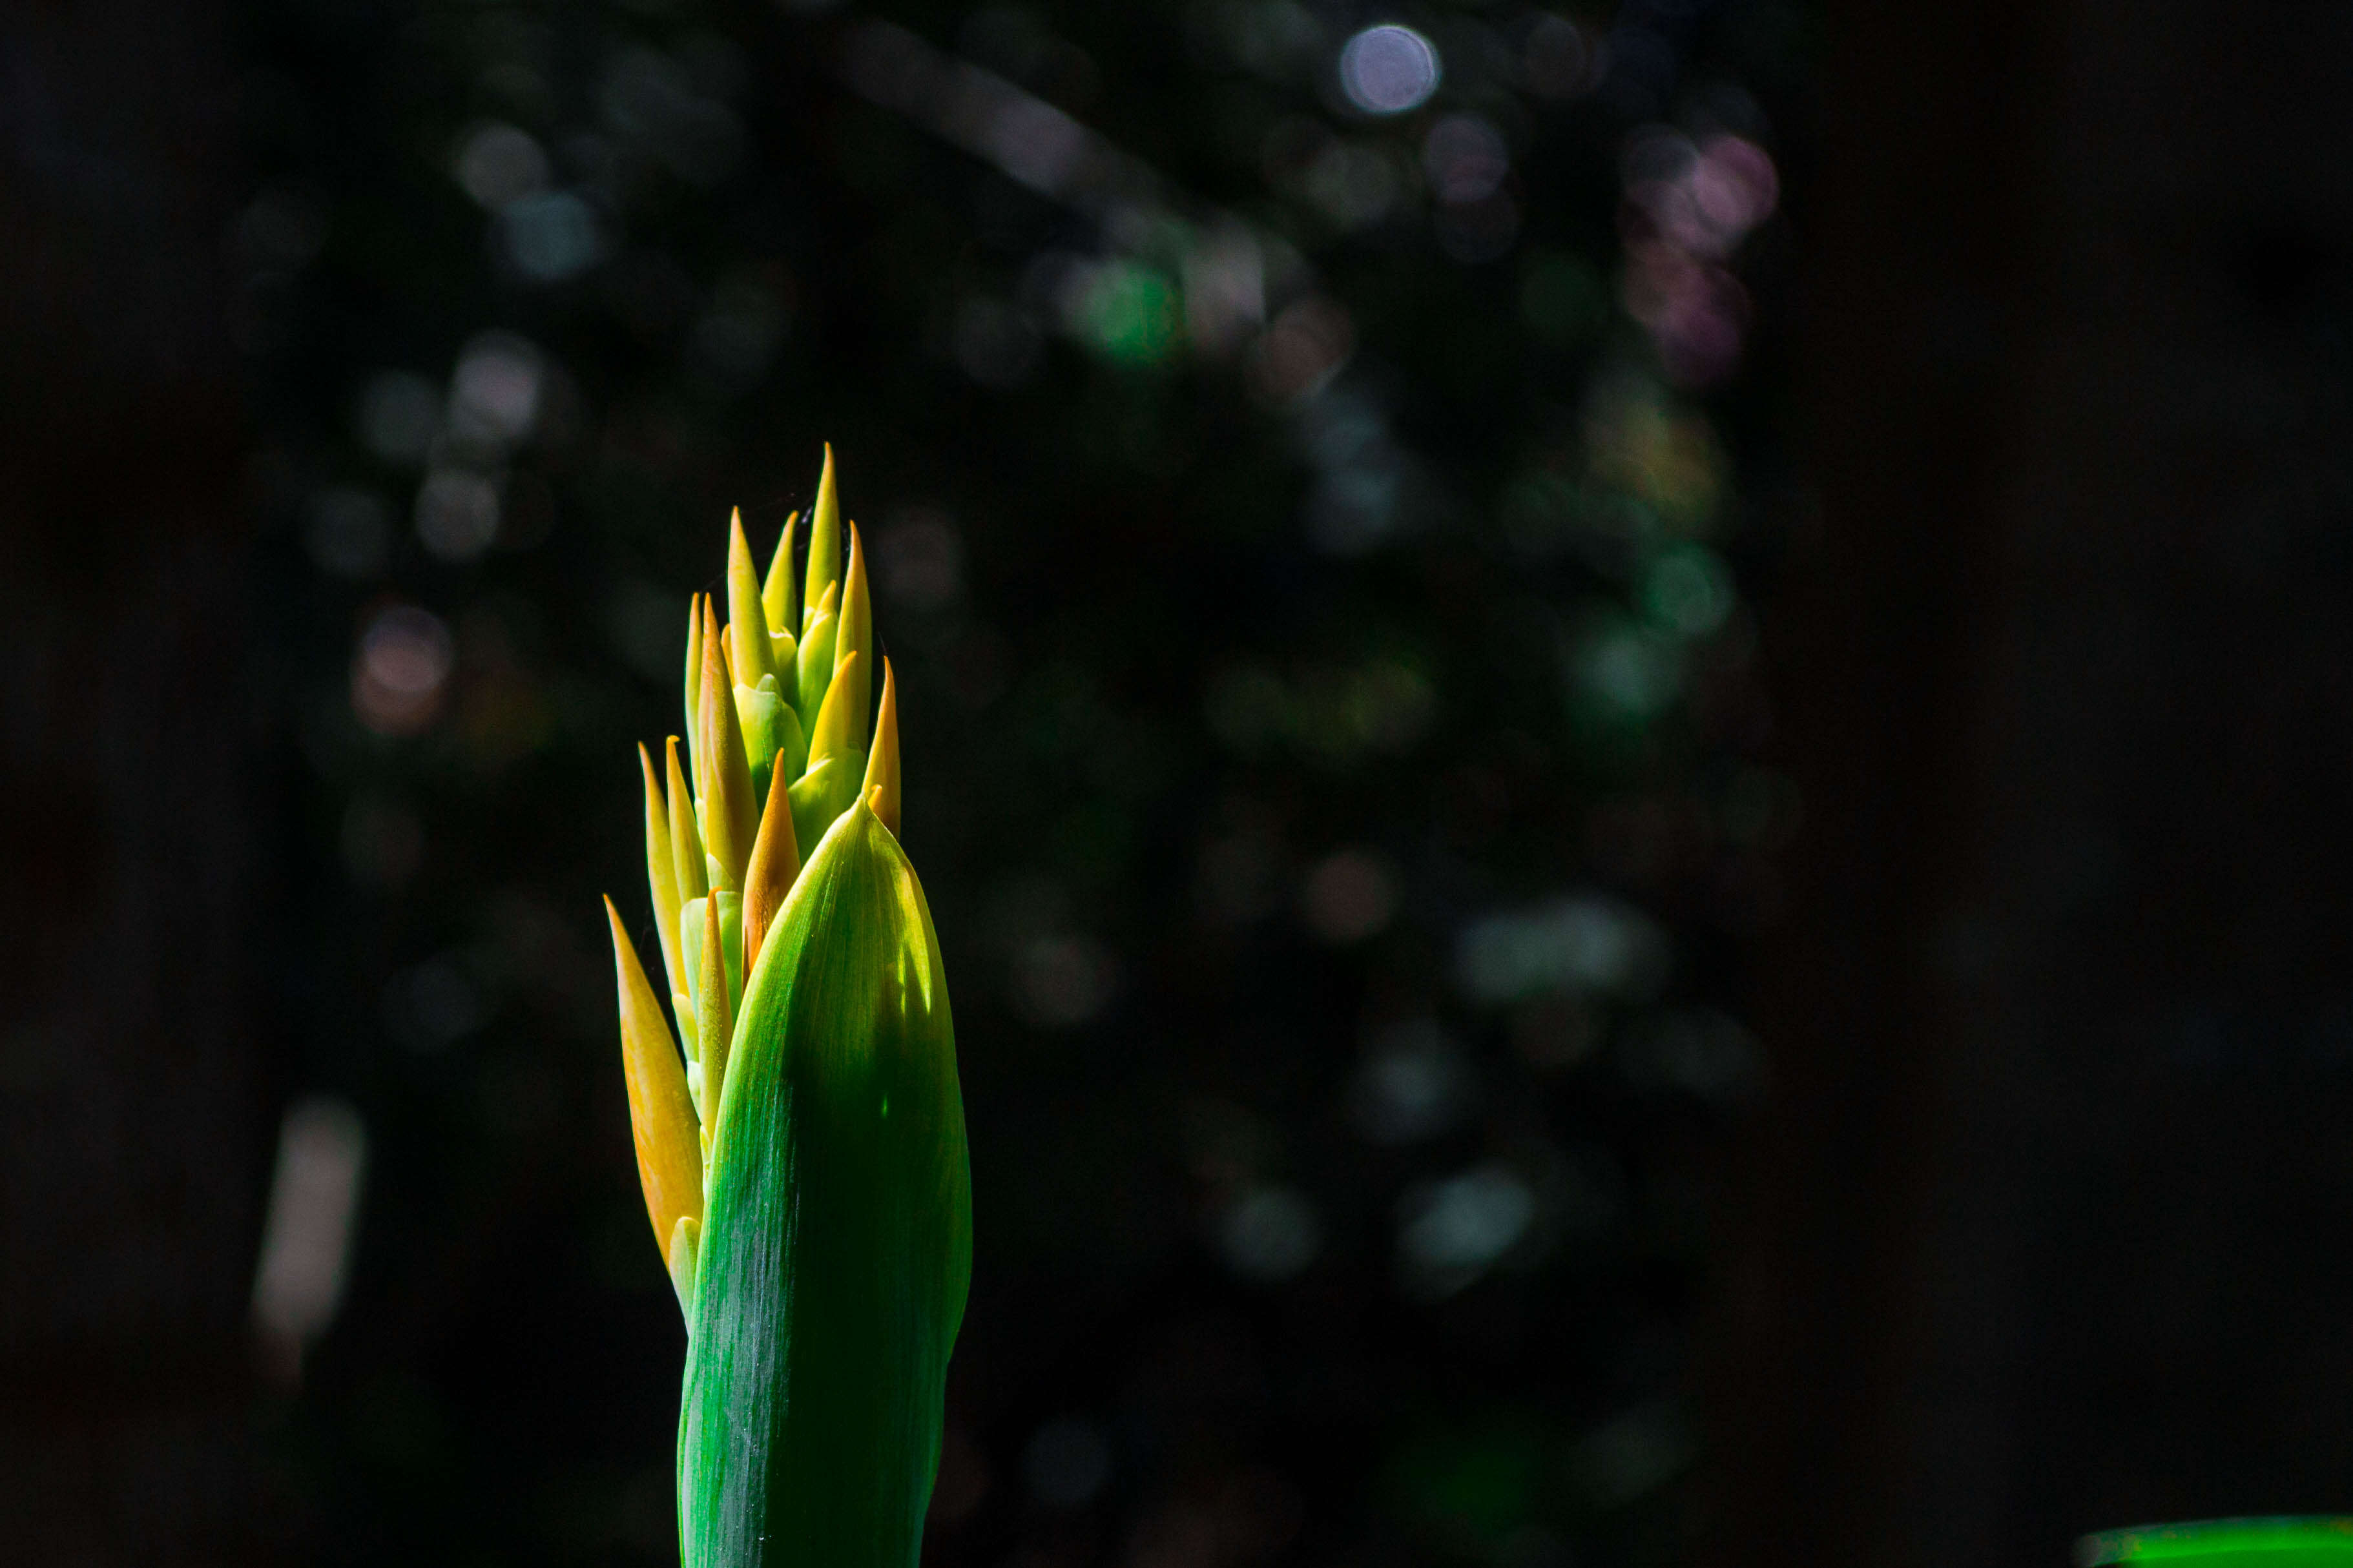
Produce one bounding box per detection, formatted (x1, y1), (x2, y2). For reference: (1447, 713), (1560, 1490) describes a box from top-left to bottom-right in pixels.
(2080, 1518), (2353, 1564)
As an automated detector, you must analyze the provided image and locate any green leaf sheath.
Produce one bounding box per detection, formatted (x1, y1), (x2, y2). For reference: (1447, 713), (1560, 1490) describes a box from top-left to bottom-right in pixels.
(679, 801), (972, 1568)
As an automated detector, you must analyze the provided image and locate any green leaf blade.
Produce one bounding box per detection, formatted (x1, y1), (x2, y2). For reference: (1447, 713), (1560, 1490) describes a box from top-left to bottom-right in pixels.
(2080, 1519), (2353, 1564)
(680, 801), (971, 1568)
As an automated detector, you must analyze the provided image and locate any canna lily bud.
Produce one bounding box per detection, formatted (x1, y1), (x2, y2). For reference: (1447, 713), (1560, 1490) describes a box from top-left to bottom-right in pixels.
(679, 798), (969, 1568)
(612, 449), (967, 1568)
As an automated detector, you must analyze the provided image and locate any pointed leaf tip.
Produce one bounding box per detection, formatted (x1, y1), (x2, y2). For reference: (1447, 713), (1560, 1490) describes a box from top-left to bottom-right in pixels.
(863, 657), (901, 836)
(683, 593), (706, 795)
(640, 743), (684, 1002)
(802, 444), (842, 637)
(763, 510), (800, 640)
(834, 524), (874, 752)
(742, 736), (802, 985)
(666, 736), (708, 908)
(666, 1214), (701, 1315)
(838, 524), (872, 671)
(700, 597), (757, 891)
(809, 648), (865, 767)
(727, 508), (776, 688)
(605, 896), (703, 1272)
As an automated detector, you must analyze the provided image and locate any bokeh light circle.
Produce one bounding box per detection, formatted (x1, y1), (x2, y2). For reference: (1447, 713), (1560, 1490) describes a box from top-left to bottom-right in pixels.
(1338, 25), (1441, 116)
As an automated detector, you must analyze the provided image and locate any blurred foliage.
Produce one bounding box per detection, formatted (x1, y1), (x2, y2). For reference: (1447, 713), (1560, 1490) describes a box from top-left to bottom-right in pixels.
(234, 0), (1808, 1562)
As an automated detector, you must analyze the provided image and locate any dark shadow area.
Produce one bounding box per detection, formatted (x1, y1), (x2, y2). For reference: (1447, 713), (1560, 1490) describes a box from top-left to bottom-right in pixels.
(1719, 2), (2353, 1563)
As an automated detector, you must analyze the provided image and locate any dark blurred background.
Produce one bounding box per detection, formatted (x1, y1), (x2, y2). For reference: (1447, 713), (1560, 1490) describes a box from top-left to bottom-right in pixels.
(11, 1), (2353, 1565)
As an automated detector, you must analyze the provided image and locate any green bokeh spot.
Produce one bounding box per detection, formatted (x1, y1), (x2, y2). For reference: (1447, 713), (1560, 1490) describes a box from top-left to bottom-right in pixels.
(1641, 544), (1734, 638)
(1080, 263), (1181, 365)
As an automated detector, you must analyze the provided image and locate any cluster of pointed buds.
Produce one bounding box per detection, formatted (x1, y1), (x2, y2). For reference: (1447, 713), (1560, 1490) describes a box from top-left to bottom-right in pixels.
(604, 449), (971, 1568)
